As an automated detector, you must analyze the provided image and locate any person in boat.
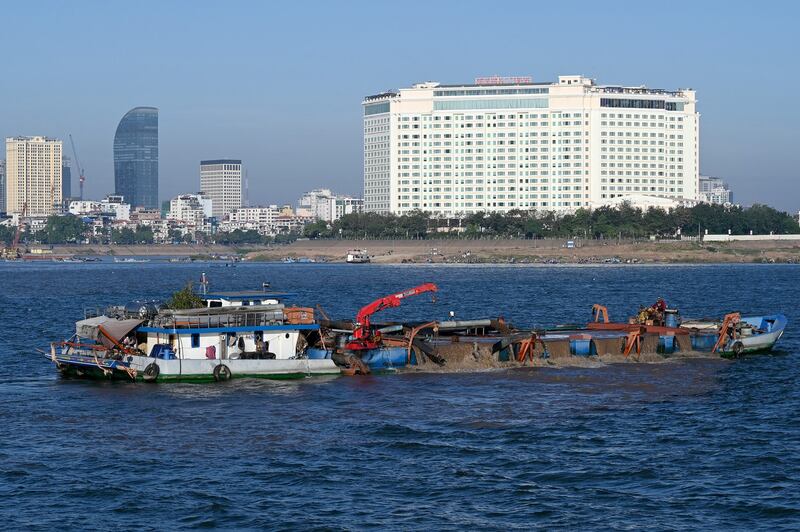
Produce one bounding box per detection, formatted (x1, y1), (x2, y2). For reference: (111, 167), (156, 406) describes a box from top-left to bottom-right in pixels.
(645, 298), (667, 326)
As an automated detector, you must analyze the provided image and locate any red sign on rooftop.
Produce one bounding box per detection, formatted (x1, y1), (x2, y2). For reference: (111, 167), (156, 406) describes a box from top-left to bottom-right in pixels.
(475, 76), (533, 85)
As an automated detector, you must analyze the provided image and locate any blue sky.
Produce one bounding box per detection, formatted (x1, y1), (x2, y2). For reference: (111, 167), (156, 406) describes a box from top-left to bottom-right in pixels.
(1, 0), (798, 211)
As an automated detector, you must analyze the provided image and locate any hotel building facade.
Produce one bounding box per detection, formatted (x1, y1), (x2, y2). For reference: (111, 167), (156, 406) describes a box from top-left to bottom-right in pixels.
(5, 136), (63, 216)
(200, 159), (242, 219)
(363, 75), (699, 215)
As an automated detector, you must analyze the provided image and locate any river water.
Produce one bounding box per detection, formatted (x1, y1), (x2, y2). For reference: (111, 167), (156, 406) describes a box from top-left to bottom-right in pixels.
(0, 262), (798, 529)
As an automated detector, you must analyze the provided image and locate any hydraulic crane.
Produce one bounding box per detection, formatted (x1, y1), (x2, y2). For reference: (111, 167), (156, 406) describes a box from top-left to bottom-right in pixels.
(346, 283), (438, 350)
(69, 134), (86, 200)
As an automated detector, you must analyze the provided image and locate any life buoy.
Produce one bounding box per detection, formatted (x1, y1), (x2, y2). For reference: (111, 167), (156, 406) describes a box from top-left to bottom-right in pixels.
(213, 364), (231, 382)
(143, 362), (160, 382)
(732, 341), (745, 357)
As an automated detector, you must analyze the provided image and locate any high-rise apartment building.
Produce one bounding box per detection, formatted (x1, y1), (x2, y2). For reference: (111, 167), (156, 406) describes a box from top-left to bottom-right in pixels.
(114, 106), (159, 209)
(0, 159), (5, 213)
(200, 159), (242, 219)
(5, 136), (63, 216)
(363, 75), (699, 215)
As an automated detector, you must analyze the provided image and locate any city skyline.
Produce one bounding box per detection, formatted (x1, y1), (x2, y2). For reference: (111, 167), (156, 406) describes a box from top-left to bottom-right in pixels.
(0, 1), (798, 211)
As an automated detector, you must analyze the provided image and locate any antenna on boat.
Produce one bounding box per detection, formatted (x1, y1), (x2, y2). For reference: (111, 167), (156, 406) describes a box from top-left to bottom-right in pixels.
(200, 272), (209, 295)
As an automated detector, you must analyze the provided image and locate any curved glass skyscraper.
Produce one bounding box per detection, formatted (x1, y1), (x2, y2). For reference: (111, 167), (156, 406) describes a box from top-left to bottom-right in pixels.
(113, 107), (158, 209)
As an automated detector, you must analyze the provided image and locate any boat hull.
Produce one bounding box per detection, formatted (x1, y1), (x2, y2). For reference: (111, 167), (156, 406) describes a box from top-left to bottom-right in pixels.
(48, 352), (340, 382)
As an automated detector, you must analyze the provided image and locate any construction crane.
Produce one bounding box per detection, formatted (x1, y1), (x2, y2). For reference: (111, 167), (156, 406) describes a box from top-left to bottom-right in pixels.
(69, 134), (86, 200)
(346, 283), (438, 350)
(2, 202), (27, 260)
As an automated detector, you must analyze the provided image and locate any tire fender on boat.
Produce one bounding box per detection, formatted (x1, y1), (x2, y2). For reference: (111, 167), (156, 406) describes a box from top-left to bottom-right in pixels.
(213, 364), (232, 382)
(732, 341), (744, 357)
(143, 362), (160, 382)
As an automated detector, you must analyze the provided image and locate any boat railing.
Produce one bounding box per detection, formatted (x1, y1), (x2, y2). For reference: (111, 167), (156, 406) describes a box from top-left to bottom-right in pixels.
(84, 307), (103, 319)
(152, 310), (287, 330)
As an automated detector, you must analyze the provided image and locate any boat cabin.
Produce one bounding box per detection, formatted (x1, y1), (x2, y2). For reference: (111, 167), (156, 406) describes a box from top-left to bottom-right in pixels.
(201, 291), (296, 308)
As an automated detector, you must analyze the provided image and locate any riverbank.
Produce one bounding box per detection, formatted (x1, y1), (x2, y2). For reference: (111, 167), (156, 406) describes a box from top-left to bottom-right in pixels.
(47, 238), (800, 264)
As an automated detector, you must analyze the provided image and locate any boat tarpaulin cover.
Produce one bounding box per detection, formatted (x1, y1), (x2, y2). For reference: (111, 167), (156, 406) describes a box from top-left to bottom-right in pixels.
(76, 317), (142, 347)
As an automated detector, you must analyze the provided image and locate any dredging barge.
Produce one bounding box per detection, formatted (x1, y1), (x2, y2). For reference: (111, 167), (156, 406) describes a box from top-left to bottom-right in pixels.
(46, 283), (787, 382)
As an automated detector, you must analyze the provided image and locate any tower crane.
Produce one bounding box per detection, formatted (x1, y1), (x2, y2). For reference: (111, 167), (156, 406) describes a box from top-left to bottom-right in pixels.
(68, 134), (86, 200)
(346, 283), (438, 350)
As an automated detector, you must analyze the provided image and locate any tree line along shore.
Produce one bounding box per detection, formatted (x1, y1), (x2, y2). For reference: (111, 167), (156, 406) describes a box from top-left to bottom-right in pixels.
(3, 203), (799, 263)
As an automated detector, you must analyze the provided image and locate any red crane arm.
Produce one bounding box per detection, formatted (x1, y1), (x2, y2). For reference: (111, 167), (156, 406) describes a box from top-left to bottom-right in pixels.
(353, 283), (438, 340)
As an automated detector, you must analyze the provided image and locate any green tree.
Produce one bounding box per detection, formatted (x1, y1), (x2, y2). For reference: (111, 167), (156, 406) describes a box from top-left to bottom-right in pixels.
(166, 282), (204, 309)
(36, 214), (88, 244)
(111, 227), (136, 244)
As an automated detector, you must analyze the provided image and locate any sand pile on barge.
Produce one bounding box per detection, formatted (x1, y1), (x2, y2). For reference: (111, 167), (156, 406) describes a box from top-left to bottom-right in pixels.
(399, 340), (723, 374)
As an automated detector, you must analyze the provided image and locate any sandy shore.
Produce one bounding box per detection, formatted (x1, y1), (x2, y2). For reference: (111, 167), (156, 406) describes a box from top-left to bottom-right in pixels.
(49, 238), (800, 264)
(246, 238), (800, 265)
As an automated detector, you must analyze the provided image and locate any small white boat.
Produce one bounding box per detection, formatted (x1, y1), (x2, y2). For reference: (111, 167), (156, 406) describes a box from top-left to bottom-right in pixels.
(113, 258), (151, 263)
(346, 250), (370, 264)
(682, 313), (787, 356)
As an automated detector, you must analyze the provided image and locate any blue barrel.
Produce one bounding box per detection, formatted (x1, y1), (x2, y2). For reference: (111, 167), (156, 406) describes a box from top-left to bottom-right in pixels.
(691, 334), (718, 352)
(659, 335), (676, 354)
(360, 347), (411, 369)
(569, 336), (595, 357)
(305, 348), (331, 359)
(665, 310), (680, 328)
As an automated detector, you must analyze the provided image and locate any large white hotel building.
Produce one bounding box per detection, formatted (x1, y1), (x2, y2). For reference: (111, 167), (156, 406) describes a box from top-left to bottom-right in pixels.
(363, 75), (699, 215)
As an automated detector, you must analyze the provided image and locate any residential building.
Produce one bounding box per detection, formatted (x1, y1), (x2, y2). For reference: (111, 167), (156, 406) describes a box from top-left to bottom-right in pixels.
(297, 188), (364, 221)
(332, 196), (364, 220)
(363, 75), (699, 215)
(68, 195), (131, 220)
(114, 106), (159, 209)
(102, 195), (131, 221)
(0, 159), (5, 213)
(200, 159), (242, 219)
(297, 188), (334, 220)
(5, 136), (63, 216)
(224, 205), (282, 235)
(699, 175), (732, 205)
(167, 193), (213, 225)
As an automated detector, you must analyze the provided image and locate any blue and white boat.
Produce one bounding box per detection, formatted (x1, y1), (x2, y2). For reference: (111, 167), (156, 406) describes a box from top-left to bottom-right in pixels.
(47, 291), (340, 382)
(681, 313), (788, 357)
